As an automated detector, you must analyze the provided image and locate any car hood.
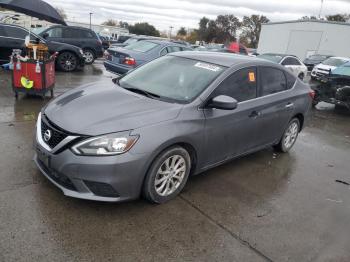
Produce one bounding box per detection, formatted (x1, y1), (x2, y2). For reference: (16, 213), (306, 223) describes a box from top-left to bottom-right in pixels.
(44, 80), (183, 136)
(314, 63), (336, 71)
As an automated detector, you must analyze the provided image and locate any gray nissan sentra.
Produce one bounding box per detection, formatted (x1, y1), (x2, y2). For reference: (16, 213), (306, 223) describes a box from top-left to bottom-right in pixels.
(34, 52), (313, 204)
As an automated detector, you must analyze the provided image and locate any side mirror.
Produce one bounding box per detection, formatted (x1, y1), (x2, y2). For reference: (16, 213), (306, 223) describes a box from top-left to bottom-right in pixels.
(208, 95), (238, 110)
(112, 76), (122, 84)
(42, 33), (49, 39)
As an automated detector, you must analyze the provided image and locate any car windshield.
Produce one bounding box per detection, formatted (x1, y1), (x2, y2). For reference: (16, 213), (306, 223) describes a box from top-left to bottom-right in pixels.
(322, 58), (348, 66)
(118, 56), (226, 103)
(257, 54), (283, 63)
(124, 41), (159, 52)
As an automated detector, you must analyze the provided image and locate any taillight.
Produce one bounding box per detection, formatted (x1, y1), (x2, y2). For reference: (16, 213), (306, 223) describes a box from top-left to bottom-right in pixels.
(123, 57), (136, 66)
(309, 90), (315, 99)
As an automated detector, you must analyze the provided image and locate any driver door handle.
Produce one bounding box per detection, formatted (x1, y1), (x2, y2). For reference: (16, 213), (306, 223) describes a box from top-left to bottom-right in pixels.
(249, 110), (261, 118)
(285, 102), (294, 108)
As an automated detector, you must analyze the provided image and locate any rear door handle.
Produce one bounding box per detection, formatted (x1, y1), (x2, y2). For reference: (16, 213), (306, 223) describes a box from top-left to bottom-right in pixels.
(285, 102), (294, 108)
(249, 111), (261, 118)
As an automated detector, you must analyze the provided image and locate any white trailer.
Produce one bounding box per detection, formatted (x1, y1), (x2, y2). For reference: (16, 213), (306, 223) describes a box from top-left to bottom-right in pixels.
(257, 20), (350, 60)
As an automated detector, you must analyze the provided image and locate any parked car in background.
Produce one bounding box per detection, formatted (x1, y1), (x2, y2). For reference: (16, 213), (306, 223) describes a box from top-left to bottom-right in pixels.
(303, 54), (332, 71)
(311, 57), (350, 80)
(98, 34), (110, 50)
(110, 36), (157, 48)
(194, 45), (228, 52)
(34, 52), (312, 203)
(312, 62), (350, 109)
(0, 23), (85, 72)
(115, 34), (132, 44)
(258, 53), (308, 80)
(104, 40), (192, 75)
(35, 25), (103, 65)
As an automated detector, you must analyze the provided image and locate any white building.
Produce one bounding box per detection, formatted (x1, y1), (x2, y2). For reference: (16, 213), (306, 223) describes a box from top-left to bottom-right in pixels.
(257, 20), (350, 60)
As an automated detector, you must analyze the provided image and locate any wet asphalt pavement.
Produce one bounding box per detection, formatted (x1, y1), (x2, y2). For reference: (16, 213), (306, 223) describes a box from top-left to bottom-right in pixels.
(0, 61), (350, 262)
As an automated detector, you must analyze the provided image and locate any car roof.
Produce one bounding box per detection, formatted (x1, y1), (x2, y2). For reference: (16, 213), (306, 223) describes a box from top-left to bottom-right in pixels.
(171, 51), (265, 67)
(50, 25), (93, 31)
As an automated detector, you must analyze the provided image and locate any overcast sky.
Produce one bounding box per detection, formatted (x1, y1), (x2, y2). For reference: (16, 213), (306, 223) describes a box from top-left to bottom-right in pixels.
(46, 0), (350, 31)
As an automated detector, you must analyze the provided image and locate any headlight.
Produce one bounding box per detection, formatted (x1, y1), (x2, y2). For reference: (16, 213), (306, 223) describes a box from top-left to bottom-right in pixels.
(79, 49), (84, 55)
(72, 132), (138, 156)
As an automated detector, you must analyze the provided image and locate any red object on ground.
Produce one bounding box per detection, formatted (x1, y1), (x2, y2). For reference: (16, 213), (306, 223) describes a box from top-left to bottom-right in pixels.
(12, 59), (55, 98)
(227, 42), (248, 55)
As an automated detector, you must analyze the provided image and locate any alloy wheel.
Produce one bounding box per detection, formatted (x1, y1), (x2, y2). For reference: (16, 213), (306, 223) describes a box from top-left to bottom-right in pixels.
(154, 155), (187, 197)
(84, 50), (94, 64)
(283, 121), (299, 149)
(58, 52), (77, 72)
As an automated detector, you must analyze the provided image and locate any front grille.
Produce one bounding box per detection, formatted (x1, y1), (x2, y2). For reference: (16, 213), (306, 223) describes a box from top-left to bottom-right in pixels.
(41, 116), (68, 149)
(38, 159), (77, 191)
(84, 180), (120, 198)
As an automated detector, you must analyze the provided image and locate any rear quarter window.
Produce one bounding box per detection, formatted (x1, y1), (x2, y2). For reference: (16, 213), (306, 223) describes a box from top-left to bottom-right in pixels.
(285, 71), (297, 89)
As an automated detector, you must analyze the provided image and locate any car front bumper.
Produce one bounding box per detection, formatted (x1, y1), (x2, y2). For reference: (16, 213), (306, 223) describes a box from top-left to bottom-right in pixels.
(33, 115), (149, 202)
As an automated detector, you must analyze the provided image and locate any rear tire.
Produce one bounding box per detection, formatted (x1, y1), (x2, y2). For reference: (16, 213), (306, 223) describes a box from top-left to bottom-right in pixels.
(83, 49), (95, 65)
(143, 146), (191, 204)
(274, 118), (300, 153)
(57, 52), (78, 72)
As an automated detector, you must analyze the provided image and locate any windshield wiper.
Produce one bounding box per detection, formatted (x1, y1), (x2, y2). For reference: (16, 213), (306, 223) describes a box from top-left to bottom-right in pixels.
(124, 87), (160, 99)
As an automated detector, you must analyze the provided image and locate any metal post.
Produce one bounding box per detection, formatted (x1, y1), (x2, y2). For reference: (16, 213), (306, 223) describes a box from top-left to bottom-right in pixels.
(318, 0), (324, 19)
(89, 12), (93, 29)
(169, 26), (173, 40)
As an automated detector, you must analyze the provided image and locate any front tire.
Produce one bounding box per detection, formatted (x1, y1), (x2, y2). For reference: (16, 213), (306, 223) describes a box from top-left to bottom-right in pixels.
(298, 73), (304, 81)
(57, 52), (78, 72)
(143, 146), (191, 204)
(274, 118), (300, 153)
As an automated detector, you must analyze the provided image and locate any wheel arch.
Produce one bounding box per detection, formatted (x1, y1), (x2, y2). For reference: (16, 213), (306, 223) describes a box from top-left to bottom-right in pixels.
(292, 113), (304, 131)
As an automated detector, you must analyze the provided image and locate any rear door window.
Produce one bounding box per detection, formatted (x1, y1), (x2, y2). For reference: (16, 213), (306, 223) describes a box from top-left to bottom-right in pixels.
(63, 28), (81, 38)
(46, 27), (63, 38)
(79, 30), (95, 38)
(212, 67), (257, 102)
(259, 67), (287, 96)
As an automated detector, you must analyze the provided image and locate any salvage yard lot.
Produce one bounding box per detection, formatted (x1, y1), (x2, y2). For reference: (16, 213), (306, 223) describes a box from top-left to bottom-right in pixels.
(1, 61), (350, 262)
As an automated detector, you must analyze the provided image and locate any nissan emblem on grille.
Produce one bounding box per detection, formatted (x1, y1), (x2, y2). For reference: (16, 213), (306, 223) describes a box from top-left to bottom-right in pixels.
(44, 130), (52, 142)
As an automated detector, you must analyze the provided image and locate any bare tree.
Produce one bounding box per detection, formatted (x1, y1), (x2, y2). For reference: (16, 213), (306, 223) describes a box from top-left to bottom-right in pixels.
(240, 15), (269, 48)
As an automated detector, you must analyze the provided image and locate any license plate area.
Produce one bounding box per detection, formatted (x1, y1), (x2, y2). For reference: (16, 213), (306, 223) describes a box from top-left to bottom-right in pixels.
(112, 56), (120, 63)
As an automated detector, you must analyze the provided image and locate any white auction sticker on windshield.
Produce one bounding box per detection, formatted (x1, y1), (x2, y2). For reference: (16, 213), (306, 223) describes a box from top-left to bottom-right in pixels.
(195, 62), (221, 72)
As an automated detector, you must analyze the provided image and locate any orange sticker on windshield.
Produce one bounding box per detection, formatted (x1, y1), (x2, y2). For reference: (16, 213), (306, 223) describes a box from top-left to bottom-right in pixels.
(249, 72), (256, 82)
